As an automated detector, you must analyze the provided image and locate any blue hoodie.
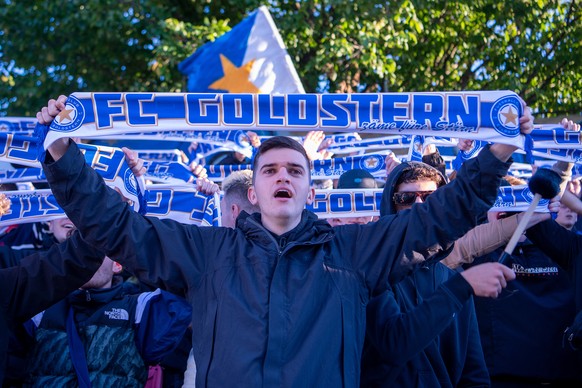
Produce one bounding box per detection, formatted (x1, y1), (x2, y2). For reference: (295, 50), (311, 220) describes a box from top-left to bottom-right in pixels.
(361, 161), (489, 387)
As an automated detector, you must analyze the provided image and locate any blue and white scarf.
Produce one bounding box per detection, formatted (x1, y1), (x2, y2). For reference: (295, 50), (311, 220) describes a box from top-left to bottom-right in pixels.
(1, 91), (578, 225)
(38, 91), (530, 150)
(0, 187), (219, 227)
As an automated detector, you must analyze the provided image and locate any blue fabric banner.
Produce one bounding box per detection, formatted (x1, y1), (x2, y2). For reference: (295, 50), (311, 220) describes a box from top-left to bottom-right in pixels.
(0, 187), (219, 227)
(40, 91), (528, 150)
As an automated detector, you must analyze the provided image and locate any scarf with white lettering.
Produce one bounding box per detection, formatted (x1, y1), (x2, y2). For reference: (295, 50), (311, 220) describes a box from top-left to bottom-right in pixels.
(0, 187), (219, 227)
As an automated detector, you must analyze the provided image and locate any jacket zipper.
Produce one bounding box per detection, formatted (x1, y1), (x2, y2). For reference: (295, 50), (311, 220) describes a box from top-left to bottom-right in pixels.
(246, 216), (333, 258)
(279, 237), (287, 255)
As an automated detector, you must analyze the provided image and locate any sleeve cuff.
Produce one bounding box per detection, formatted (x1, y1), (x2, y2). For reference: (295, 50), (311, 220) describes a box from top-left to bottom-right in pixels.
(442, 272), (474, 303)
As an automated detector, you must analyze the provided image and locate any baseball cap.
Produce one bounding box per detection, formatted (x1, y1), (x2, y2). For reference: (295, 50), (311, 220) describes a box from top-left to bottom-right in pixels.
(337, 169), (377, 189)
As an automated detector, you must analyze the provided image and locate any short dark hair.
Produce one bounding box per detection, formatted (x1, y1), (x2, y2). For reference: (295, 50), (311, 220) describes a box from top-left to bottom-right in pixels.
(252, 136), (311, 183)
(0, 183), (18, 191)
(395, 162), (447, 189)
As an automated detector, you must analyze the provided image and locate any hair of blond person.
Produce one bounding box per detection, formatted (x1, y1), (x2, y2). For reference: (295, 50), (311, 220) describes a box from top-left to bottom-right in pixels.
(503, 175), (527, 186)
(221, 170), (260, 214)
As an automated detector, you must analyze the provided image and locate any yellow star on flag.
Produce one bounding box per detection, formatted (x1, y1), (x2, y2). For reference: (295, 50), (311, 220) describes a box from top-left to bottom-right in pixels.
(209, 54), (260, 93)
(501, 106), (518, 126)
(57, 108), (74, 123)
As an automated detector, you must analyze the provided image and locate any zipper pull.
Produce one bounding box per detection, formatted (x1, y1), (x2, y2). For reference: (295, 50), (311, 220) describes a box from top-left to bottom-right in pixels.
(85, 290), (91, 302)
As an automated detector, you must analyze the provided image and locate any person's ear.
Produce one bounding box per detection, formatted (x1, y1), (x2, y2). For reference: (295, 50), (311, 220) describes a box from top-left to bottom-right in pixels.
(248, 186), (258, 205)
(111, 261), (123, 274)
(306, 187), (315, 205)
(232, 204), (241, 221)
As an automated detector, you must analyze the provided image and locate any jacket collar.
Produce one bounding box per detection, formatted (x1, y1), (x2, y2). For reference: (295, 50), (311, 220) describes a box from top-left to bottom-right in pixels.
(68, 283), (124, 306)
(236, 210), (333, 246)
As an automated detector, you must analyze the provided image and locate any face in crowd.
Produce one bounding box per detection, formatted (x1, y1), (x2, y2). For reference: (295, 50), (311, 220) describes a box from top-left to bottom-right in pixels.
(393, 180), (438, 212)
(48, 217), (77, 243)
(248, 137), (314, 234)
(48, 217), (122, 290)
(555, 202), (578, 230)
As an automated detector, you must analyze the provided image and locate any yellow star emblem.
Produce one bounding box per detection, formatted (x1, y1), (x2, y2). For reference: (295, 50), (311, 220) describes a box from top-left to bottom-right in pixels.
(501, 106), (518, 126)
(57, 108), (74, 123)
(209, 54), (260, 93)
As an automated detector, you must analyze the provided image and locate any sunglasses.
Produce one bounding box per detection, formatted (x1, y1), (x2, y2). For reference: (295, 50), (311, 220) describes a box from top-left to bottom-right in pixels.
(393, 191), (434, 206)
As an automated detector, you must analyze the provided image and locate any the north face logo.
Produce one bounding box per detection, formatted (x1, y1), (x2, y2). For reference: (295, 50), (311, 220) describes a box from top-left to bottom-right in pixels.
(104, 308), (130, 320)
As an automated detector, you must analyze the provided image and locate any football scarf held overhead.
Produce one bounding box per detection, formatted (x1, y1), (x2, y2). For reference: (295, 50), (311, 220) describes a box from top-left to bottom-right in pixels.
(0, 187), (220, 227)
(41, 91), (530, 149)
(0, 184), (549, 226)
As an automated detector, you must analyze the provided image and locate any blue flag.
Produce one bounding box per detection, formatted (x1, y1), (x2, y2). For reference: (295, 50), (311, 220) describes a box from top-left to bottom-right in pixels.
(178, 6), (304, 93)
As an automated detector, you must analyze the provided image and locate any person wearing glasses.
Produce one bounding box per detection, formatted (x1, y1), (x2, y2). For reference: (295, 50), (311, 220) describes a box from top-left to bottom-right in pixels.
(361, 160), (517, 387)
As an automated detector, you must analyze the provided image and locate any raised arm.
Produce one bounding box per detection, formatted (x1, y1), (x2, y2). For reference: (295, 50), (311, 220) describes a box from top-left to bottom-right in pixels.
(37, 97), (223, 296)
(366, 262), (512, 363)
(42, 140), (223, 296)
(526, 218), (582, 270)
(442, 212), (551, 269)
(561, 186), (582, 215)
(1, 233), (104, 321)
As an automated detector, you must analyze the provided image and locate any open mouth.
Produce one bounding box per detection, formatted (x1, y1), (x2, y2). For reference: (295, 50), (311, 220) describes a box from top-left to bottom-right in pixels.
(274, 189), (292, 198)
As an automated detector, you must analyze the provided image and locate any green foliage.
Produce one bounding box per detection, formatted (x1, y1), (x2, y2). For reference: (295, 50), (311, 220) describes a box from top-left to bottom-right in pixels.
(1, 0), (580, 117)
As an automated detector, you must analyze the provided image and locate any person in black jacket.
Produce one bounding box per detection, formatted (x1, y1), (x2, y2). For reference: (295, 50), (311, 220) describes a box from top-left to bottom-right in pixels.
(37, 95), (533, 387)
(527, 189), (582, 381)
(361, 160), (513, 387)
(466, 211), (578, 386)
(0, 226), (104, 385)
(0, 147), (146, 386)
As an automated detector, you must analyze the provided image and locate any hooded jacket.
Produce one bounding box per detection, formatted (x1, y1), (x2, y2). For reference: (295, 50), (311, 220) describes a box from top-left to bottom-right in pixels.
(361, 161), (489, 387)
(0, 234), (103, 385)
(43, 142), (510, 387)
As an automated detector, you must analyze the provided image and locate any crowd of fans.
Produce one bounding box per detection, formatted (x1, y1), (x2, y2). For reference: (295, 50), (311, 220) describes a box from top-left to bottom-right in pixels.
(0, 97), (581, 388)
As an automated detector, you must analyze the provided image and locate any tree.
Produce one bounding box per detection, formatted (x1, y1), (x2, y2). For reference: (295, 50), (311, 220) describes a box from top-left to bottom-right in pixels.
(1, 0), (580, 117)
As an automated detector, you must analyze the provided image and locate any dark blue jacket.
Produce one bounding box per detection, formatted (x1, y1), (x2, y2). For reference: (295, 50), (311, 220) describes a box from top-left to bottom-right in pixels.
(43, 142), (510, 387)
(361, 161), (489, 387)
(362, 266), (488, 387)
(527, 219), (582, 381)
(468, 241), (578, 384)
(527, 219), (582, 312)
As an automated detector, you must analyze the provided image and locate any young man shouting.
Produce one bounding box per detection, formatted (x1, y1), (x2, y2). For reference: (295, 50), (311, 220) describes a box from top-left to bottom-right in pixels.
(38, 95), (532, 387)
